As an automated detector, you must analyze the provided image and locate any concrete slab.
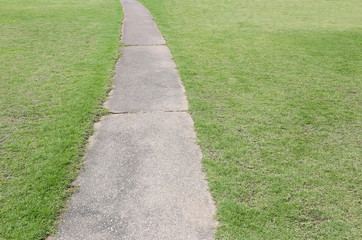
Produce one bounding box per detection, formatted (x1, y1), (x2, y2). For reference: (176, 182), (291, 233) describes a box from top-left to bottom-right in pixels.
(121, 0), (165, 45)
(55, 112), (217, 240)
(104, 46), (188, 112)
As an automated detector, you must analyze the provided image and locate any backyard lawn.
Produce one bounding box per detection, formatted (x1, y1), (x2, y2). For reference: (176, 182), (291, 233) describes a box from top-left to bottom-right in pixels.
(139, 0), (362, 239)
(0, 0), (122, 239)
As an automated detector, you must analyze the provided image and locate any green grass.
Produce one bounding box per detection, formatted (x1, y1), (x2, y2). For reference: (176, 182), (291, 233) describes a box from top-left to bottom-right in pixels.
(0, 0), (122, 239)
(139, 0), (362, 239)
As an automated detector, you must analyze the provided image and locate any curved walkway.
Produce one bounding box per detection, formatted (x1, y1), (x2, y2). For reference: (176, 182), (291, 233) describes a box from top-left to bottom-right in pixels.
(54, 0), (216, 239)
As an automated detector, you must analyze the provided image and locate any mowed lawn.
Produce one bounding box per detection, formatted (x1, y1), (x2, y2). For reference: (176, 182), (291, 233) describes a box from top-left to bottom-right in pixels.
(140, 0), (361, 239)
(0, 0), (122, 239)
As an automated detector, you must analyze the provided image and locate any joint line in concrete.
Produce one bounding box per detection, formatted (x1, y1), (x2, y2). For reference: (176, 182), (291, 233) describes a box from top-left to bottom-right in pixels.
(123, 44), (167, 47)
(109, 110), (188, 115)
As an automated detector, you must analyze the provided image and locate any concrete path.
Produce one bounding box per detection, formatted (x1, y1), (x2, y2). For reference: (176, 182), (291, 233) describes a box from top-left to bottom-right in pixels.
(54, 0), (216, 239)
(104, 46), (188, 112)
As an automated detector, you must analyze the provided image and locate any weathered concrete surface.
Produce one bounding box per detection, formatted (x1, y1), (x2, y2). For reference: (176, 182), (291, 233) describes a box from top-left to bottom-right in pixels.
(121, 0), (165, 45)
(105, 46), (188, 112)
(54, 0), (217, 239)
(55, 113), (216, 239)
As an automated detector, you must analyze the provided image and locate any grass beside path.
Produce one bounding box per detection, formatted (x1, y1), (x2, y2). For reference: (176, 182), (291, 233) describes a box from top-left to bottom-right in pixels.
(0, 0), (122, 238)
(140, 0), (362, 239)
